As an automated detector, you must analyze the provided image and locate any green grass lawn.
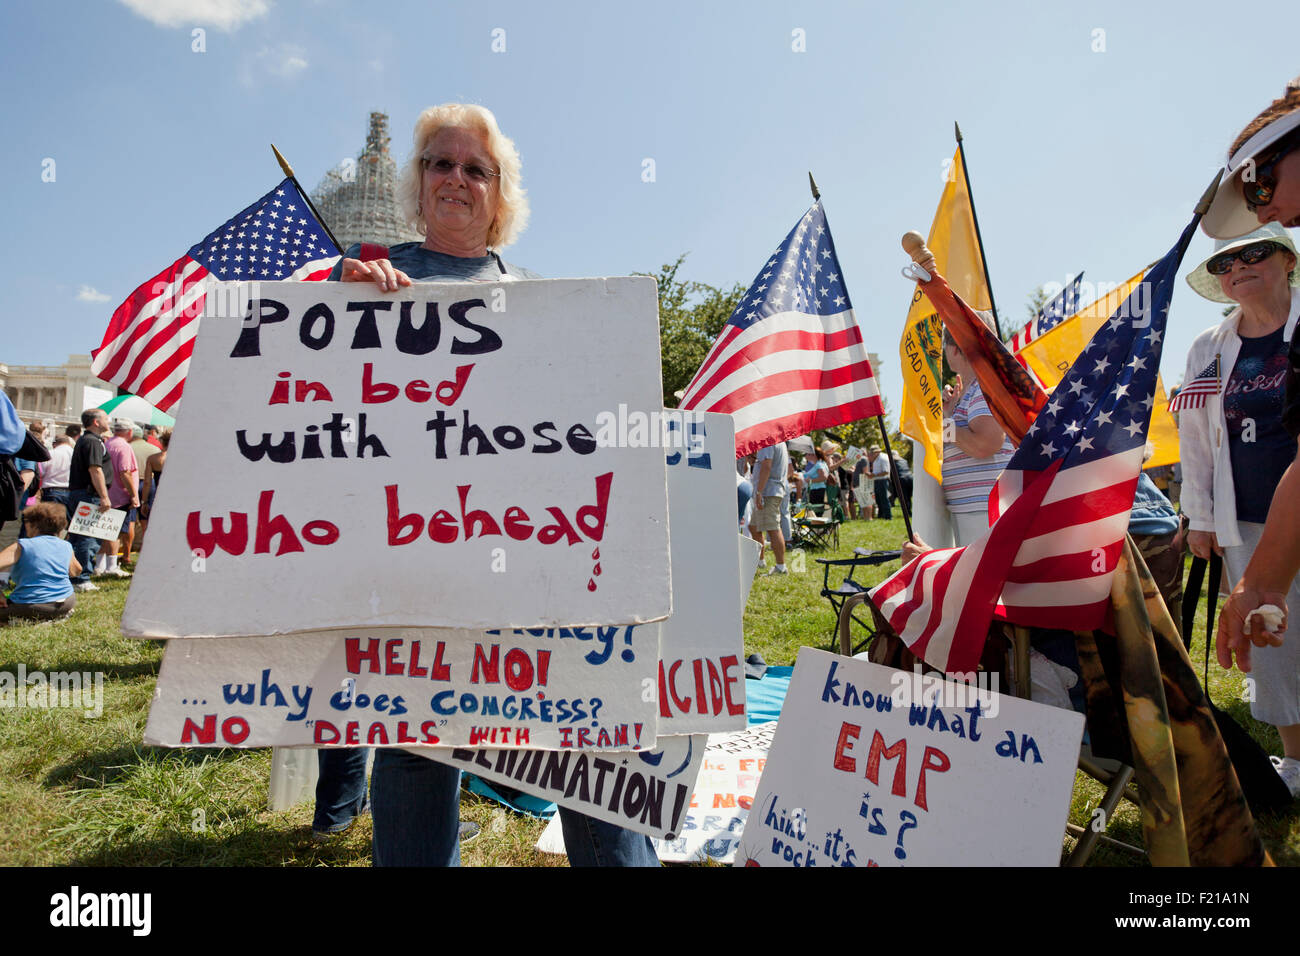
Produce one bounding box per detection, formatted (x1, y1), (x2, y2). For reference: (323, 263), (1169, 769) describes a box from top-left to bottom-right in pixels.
(1, 516), (1296, 866)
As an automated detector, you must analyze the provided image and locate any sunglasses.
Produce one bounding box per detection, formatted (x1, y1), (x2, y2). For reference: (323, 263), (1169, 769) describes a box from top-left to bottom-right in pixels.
(421, 155), (500, 184)
(1242, 128), (1300, 210)
(1205, 241), (1282, 275)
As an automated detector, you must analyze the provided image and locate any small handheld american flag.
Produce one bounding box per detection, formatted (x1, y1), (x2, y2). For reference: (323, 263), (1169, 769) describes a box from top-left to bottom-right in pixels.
(1167, 358), (1221, 412)
(92, 179), (340, 413)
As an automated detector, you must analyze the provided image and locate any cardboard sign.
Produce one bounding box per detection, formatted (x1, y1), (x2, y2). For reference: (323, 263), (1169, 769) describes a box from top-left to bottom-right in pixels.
(67, 505), (126, 541)
(653, 413), (746, 734)
(737, 648), (1084, 867)
(535, 721), (776, 861)
(425, 733), (706, 840)
(144, 410), (749, 749)
(653, 722), (775, 862)
(143, 624), (659, 750)
(122, 277), (670, 638)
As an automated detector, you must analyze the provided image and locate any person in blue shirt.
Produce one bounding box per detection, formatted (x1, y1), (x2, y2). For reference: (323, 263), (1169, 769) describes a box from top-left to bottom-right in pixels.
(0, 502), (81, 623)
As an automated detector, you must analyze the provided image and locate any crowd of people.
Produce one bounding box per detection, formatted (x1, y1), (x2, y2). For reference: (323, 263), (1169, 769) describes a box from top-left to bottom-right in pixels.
(4, 78), (1300, 863)
(1, 409), (170, 622)
(737, 435), (915, 574)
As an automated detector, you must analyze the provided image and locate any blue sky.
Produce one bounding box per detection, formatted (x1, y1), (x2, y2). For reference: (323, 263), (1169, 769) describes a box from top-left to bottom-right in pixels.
(2, 0), (1295, 417)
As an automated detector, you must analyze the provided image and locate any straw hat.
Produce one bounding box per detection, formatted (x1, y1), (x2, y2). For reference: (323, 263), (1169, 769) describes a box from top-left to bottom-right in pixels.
(1185, 222), (1299, 303)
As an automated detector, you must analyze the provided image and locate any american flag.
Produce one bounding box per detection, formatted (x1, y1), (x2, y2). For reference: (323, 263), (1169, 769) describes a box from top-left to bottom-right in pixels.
(1010, 272), (1085, 352)
(1167, 358), (1221, 412)
(871, 219), (1199, 673)
(679, 203), (883, 456)
(92, 179), (340, 413)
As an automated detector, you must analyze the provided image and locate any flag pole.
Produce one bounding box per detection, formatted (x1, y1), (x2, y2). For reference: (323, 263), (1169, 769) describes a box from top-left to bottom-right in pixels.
(807, 172), (914, 539)
(954, 122), (1003, 341)
(271, 144), (344, 254)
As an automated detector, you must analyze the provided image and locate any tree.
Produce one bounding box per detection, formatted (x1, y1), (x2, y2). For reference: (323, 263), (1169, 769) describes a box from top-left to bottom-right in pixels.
(647, 255), (745, 408)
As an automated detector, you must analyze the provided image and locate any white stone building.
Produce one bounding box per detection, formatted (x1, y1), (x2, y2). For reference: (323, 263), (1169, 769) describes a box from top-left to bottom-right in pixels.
(0, 355), (115, 427)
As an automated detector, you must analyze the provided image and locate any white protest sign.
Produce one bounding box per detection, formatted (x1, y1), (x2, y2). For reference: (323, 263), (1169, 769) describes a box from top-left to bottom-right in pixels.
(122, 277), (670, 638)
(653, 412), (746, 734)
(652, 721), (775, 862)
(67, 505), (126, 541)
(425, 732), (706, 840)
(142, 412), (754, 748)
(143, 624), (659, 750)
(737, 648), (1084, 867)
(537, 721), (776, 862)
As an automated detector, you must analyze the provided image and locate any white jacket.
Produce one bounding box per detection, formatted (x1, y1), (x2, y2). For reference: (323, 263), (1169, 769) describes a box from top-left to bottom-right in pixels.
(1178, 287), (1300, 548)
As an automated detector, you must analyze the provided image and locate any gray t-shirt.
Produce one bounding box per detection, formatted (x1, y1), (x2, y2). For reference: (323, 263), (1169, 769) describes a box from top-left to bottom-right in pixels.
(754, 441), (789, 497)
(329, 242), (541, 282)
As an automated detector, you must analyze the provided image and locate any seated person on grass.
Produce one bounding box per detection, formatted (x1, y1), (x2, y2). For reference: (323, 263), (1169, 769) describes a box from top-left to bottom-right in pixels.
(0, 502), (81, 624)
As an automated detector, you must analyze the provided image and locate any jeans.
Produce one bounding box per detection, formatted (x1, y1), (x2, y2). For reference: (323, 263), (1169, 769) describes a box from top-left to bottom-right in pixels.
(873, 478), (892, 520)
(314, 748), (371, 834)
(43, 488), (69, 510)
(320, 748), (659, 866)
(66, 489), (101, 584)
(736, 479), (752, 523)
(558, 806), (658, 867)
(370, 749), (462, 866)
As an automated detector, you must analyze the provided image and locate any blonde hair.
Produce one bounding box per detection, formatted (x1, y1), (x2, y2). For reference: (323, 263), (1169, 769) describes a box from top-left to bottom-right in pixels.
(397, 103), (529, 250)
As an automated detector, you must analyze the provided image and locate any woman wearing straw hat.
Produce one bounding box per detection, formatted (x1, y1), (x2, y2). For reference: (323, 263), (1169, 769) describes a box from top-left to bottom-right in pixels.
(1179, 222), (1300, 798)
(1205, 81), (1300, 676)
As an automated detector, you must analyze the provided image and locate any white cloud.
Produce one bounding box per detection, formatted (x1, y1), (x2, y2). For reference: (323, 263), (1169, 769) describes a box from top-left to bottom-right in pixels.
(239, 43), (309, 85)
(76, 286), (110, 303)
(117, 0), (270, 32)
(265, 44), (308, 76)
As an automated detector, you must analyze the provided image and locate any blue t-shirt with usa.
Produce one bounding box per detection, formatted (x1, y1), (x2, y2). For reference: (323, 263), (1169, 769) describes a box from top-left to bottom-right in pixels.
(1226, 325), (1296, 522)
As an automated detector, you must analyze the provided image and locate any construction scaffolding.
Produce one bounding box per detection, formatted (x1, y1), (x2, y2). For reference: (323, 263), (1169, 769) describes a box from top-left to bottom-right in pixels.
(312, 111), (423, 251)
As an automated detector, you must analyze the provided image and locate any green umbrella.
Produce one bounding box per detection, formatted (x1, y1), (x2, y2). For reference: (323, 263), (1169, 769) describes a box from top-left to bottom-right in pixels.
(95, 394), (176, 427)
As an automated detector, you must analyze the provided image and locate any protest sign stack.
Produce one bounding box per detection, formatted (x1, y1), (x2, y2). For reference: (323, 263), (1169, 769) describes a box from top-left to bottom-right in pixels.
(132, 277), (750, 841)
(451, 409), (753, 837)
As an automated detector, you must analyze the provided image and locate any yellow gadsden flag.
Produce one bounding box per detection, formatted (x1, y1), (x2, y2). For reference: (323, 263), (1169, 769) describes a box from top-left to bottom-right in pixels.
(1017, 269), (1180, 468)
(898, 147), (992, 480)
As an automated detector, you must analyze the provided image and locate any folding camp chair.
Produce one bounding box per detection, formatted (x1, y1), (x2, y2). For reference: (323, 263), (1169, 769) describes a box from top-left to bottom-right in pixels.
(794, 514), (840, 551)
(997, 626), (1143, 865)
(818, 549), (901, 653)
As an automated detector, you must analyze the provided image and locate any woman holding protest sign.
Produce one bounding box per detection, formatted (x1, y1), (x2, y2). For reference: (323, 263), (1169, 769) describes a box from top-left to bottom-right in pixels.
(315, 102), (659, 865)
